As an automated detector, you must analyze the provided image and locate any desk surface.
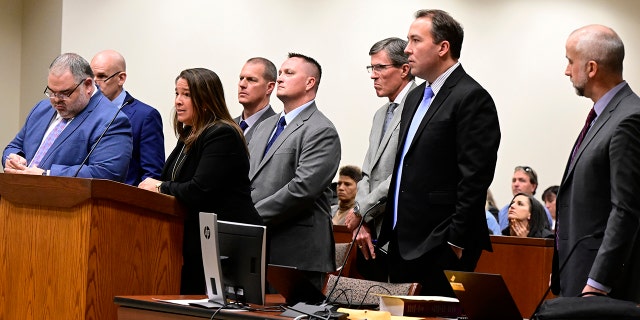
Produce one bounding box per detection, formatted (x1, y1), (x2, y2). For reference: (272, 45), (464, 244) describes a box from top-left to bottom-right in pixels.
(115, 295), (290, 320)
(114, 295), (457, 320)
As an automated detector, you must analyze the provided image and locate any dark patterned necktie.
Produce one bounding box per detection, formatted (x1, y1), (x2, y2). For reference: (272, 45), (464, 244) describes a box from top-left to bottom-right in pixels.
(571, 108), (597, 162)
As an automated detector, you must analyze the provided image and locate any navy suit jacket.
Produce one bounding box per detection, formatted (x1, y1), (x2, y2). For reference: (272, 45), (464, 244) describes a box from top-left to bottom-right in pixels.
(121, 92), (165, 185)
(3, 90), (133, 181)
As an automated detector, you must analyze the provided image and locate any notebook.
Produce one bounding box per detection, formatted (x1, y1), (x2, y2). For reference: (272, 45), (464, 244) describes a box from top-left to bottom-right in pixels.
(444, 270), (522, 320)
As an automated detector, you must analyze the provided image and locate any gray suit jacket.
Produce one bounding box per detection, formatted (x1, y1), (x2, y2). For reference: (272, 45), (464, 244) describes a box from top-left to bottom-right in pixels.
(553, 83), (640, 302)
(234, 105), (276, 143)
(248, 102), (341, 272)
(357, 82), (416, 236)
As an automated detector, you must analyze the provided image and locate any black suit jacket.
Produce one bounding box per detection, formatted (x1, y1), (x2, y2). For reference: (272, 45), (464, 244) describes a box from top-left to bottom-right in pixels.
(379, 66), (500, 261)
(161, 122), (262, 293)
(552, 83), (640, 302)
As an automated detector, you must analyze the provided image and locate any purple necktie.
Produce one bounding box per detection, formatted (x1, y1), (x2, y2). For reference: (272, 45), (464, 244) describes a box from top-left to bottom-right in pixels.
(30, 118), (69, 168)
(571, 108), (597, 162)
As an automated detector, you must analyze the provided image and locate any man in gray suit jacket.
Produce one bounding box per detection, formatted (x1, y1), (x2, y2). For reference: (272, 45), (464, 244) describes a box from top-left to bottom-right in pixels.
(235, 57), (277, 143)
(344, 38), (415, 268)
(248, 53), (341, 290)
(552, 24), (640, 303)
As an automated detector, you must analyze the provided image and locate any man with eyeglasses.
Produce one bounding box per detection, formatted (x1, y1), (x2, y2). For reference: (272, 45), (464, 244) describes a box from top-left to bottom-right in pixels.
(343, 37), (415, 281)
(3, 53), (132, 181)
(497, 165), (553, 231)
(91, 50), (164, 186)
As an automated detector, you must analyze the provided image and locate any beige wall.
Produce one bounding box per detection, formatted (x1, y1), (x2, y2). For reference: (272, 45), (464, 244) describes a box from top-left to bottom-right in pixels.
(0, 0), (62, 172)
(0, 0), (23, 163)
(5, 0), (640, 206)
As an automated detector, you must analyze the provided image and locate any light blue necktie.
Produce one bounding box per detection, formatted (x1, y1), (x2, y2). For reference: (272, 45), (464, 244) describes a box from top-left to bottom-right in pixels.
(393, 86), (434, 228)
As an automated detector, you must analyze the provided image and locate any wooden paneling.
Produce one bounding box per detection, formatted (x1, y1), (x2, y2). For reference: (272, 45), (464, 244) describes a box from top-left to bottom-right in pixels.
(0, 174), (186, 320)
(475, 235), (554, 318)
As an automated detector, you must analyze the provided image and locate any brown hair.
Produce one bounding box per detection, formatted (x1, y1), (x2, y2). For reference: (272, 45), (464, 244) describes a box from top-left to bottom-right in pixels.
(173, 68), (246, 151)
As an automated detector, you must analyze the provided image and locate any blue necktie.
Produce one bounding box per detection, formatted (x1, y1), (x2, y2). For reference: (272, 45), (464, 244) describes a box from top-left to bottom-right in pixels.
(264, 117), (286, 157)
(239, 120), (249, 131)
(393, 86), (434, 228)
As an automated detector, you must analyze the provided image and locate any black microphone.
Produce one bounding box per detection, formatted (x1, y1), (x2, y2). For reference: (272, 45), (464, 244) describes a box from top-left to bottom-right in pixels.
(323, 196), (387, 305)
(529, 230), (605, 320)
(73, 97), (134, 178)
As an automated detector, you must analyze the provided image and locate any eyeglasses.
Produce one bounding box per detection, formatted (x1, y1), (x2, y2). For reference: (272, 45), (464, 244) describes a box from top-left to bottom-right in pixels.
(94, 71), (123, 83)
(366, 64), (396, 74)
(44, 81), (83, 100)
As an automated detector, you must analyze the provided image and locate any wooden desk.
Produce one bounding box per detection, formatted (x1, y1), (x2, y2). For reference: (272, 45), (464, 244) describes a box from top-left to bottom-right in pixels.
(475, 235), (554, 318)
(115, 295), (454, 320)
(115, 295), (290, 320)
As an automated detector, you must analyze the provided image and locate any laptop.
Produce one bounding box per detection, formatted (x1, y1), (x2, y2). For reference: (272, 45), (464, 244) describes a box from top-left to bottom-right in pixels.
(444, 270), (522, 320)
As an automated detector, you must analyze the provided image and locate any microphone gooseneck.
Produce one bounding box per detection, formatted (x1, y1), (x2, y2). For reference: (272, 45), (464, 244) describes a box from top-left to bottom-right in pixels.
(323, 196), (387, 305)
(529, 230), (605, 320)
(73, 97), (133, 178)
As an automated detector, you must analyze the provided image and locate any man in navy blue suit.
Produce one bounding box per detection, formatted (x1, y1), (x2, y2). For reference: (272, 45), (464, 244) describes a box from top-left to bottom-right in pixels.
(91, 50), (165, 185)
(3, 53), (132, 181)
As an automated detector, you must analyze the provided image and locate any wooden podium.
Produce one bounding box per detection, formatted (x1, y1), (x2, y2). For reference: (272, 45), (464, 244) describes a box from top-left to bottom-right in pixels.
(475, 235), (555, 318)
(0, 174), (185, 320)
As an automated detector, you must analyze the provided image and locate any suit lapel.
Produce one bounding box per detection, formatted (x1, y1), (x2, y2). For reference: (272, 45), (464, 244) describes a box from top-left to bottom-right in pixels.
(401, 67), (464, 156)
(372, 82), (416, 165)
(40, 92), (105, 165)
(562, 84), (631, 184)
(253, 104), (316, 177)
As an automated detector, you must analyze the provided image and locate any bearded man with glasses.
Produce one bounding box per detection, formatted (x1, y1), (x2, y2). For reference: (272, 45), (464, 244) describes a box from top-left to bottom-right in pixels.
(3, 53), (132, 181)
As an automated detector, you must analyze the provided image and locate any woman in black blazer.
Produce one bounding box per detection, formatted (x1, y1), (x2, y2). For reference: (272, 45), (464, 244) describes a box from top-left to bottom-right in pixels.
(139, 68), (262, 294)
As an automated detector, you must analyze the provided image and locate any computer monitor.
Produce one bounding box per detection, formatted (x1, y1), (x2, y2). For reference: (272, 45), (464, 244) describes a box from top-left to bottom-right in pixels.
(217, 219), (267, 305)
(199, 212), (225, 305)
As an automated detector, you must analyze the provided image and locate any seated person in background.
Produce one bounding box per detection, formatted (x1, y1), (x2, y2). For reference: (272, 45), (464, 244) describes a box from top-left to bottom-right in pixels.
(498, 166), (552, 230)
(486, 188), (499, 221)
(332, 165), (362, 225)
(138, 68), (262, 294)
(502, 193), (553, 238)
(542, 185), (558, 230)
(3, 53), (132, 180)
(486, 211), (501, 235)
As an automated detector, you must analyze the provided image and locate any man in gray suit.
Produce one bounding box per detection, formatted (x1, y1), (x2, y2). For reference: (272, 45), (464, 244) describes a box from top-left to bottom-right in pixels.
(552, 24), (640, 302)
(248, 53), (341, 290)
(344, 38), (415, 269)
(235, 57), (277, 143)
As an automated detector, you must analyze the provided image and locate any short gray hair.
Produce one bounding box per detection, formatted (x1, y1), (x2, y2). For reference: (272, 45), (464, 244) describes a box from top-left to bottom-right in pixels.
(49, 53), (94, 82)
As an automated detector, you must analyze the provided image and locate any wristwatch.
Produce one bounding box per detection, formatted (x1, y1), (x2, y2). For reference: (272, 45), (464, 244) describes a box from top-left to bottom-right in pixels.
(353, 202), (361, 218)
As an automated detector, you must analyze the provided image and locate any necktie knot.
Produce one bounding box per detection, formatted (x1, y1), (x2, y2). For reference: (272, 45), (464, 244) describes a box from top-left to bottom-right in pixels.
(423, 86), (434, 101)
(239, 120), (249, 131)
(277, 116), (287, 128)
